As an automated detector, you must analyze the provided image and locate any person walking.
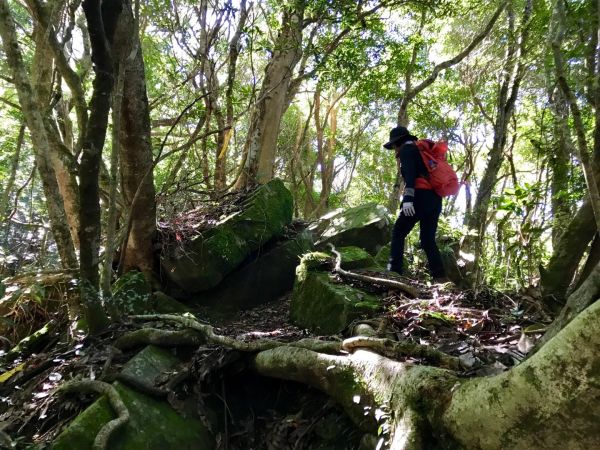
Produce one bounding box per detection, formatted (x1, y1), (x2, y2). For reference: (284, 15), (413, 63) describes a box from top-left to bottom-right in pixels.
(384, 126), (447, 281)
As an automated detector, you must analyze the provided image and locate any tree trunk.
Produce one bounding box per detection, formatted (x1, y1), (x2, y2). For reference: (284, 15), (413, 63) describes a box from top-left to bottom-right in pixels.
(540, 197), (596, 309)
(0, 0), (78, 270)
(113, 1), (156, 276)
(32, 23), (81, 249)
(79, 0), (122, 333)
(236, 0), (305, 187)
(463, 0), (532, 274)
(547, 86), (573, 246)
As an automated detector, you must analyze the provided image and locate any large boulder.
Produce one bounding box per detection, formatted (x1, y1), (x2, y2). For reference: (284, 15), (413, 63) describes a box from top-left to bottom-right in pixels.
(52, 346), (214, 450)
(311, 203), (392, 255)
(200, 229), (313, 316)
(290, 252), (381, 334)
(161, 179), (293, 293)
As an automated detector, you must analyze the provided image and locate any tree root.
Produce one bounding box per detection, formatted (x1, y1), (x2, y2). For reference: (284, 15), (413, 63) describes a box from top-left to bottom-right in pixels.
(114, 328), (206, 350)
(342, 336), (461, 370)
(60, 380), (129, 450)
(128, 314), (342, 354)
(328, 245), (419, 297)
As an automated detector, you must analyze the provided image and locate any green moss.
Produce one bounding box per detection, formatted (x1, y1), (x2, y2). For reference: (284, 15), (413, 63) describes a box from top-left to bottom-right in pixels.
(335, 247), (376, 270)
(120, 345), (180, 385)
(52, 382), (214, 450)
(162, 179), (294, 293)
(521, 366), (543, 392)
(110, 271), (152, 315)
(290, 272), (381, 334)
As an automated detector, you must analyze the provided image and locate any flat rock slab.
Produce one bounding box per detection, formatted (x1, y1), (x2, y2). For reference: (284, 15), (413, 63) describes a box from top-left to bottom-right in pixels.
(312, 203), (392, 255)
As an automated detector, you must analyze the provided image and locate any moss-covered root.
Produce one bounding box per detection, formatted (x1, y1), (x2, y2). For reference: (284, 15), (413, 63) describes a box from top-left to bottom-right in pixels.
(443, 298), (600, 449)
(342, 336), (461, 370)
(251, 346), (456, 449)
(60, 380), (129, 450)
(114, 328), (205, 350)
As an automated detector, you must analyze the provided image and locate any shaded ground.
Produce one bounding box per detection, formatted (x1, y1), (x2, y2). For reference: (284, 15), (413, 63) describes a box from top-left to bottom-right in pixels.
(0, 272), (551, 449)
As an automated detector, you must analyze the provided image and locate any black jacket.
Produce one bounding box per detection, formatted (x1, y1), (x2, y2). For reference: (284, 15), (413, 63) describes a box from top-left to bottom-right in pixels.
(396, 141), (428, 203)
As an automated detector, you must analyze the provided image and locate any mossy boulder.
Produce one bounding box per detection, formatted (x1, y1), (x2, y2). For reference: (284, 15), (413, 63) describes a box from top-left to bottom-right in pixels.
(51, 382), (213, 450)
(149, 291), (191, 314)
(161, 179), (294, 293)
(200, 229), (314, 316)
(119, 345), (181, 385)
(52, 345), (213, 450)
(374, 243), (391, 268)
(290, 252), (381, 334)
(311, 203), (392, 255)
(334, 247), (376, 270)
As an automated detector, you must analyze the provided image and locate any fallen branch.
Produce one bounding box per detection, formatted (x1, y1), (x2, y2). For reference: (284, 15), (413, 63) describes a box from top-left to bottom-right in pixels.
(60, 380), (129, 450)
(328, 244), (419, 297)
(342, 336), (461, 371)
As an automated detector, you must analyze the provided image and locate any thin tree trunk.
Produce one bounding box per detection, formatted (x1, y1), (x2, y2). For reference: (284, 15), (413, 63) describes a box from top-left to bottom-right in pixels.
(463, 0), (532, 274)
(0, 0), (78, 270)
(0, 125), (24, 222)
(79, 0), (122, 332)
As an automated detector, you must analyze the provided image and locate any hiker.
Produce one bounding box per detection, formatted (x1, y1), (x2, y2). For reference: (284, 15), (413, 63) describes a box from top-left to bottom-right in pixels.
(384, 126), (447, 281)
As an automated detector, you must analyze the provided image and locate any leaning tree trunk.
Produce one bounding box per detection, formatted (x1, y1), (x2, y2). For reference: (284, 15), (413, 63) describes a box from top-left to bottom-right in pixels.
(235, 0), (305, 187)
(113, 0), (156, 277)
(0, 0), (78, 270)
(540, 197), (596, 309)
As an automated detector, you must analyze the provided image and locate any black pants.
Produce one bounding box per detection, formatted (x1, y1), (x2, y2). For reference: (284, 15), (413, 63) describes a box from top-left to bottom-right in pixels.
(389, 189), (445, 278)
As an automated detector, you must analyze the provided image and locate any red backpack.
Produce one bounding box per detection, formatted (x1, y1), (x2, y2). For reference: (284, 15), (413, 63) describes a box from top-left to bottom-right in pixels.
(414, 139), (459, 197)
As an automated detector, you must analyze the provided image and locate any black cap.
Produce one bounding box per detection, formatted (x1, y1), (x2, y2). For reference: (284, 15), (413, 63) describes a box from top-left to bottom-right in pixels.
(383, 126), (418, 149)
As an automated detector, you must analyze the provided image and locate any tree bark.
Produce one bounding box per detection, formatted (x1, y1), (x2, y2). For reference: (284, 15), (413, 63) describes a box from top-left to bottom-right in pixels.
(79, 0), (122, 332)
(0, 0), (78, 269)
(32, 21), (81, 249)
(113, 0), (156, 276)
(236, 0), (305, 187)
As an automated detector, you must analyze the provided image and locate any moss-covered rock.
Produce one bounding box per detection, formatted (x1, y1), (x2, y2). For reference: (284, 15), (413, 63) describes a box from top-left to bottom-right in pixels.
(110, 271), (152, 315)
(52, 346), (213, 450)
(200, 229), (314, 317)
(374, 243), (391, 269)
(119, 345), (180, 385)
(51, 382), (214, 450)
(335, 247), (376, 270)
(150, 291), (191, 314)
(312, 203), (392, 255)
(290, 252), (381, 334)
(161, 179), (294, 293)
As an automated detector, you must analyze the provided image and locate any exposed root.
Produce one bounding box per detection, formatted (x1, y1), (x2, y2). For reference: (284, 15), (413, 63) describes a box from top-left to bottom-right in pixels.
(342, 336), (461, 370)
(129, 314), (342, 354)
(329, 245), (419, 297)
(114, 328), (206, 350)
(60, 380), (129, 450)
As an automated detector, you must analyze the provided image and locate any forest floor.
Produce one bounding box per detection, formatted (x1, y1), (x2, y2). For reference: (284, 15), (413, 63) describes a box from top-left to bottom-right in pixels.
(0, 273), (552, 449)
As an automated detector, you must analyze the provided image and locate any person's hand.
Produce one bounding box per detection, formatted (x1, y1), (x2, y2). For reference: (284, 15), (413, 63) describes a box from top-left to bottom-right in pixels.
(402, 202), (415, 216)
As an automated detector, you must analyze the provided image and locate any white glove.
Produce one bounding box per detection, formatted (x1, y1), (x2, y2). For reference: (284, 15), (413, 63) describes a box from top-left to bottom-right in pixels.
(402, 202), (415, 216)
